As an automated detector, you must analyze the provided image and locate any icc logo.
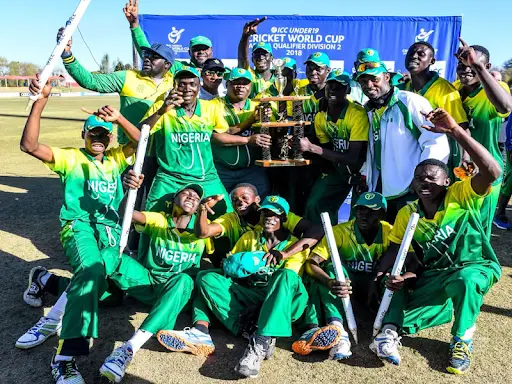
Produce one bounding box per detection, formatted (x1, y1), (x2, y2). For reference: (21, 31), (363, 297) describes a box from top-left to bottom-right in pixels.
(415, 28), (434, 42)
(168, 27), (185, 44)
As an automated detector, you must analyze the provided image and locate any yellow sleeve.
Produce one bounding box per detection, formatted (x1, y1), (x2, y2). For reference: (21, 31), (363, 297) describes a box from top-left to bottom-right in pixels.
(348, 103), (370, 142)
(283, 235), (309, 274)
(311, 236), (330, 261)
(284, 212), (302, 233)
(388, 206), (411, 245)
(311, 223), (345, 261)
(449, 178), (490, 212)
(135, 211), (168, 235)
(106, 145), (135, 173)
(380, 221), (394, 255)
(438, 86), (468, 125)
(493, 82), (511, 119)
(230, 231), (256, 254)
(44, 147), (77, 176)
(314, 112), (330, 144)
(213, 101), (229, 133)
(213, 212), (234, 238)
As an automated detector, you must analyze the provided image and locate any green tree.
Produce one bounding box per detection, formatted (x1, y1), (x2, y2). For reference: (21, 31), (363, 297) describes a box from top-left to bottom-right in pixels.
(503, 58), (512, 70)
(100, 53), (110, 73)
(0, 56), (8, 76)
(113, 59), (124, 72)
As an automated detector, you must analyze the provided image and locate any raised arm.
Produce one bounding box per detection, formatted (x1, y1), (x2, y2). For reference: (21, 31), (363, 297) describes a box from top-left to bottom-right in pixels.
(237, 17), (266, 69)
(422, 108), (501, 195)
(20, 77), (55, 163)
(124, 0), (148, 57)
(93, 106), (139, 158)
(194, 196), (225, 238)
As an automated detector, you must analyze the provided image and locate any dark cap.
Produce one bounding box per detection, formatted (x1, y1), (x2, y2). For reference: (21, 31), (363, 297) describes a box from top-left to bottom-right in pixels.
(202, 58), (225, 72)
(141, 43), (175, 64)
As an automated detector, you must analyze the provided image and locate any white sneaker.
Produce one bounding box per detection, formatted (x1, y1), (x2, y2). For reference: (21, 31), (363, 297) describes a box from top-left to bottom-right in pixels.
(99, 343), (134, 383)
(157, 327), (215, 356)
(329, 330), (352, 360)
(369, 328), (402, 365)
(235, 336), (269, 378)
(51, 357), (85, 384)
(16, 316), (61, 349)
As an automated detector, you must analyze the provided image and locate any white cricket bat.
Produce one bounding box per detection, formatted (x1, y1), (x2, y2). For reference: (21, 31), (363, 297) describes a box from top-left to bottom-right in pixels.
(372, 212), (419, 337)
(27, 0), (92, 105)
(320, 212), (358, 345)
(119, 124), (151, 256)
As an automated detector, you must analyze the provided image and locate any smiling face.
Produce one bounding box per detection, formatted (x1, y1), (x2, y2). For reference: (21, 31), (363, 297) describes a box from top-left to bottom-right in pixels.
(358, 72), (391, 100)
(83, 127), (112, 156)
(457, 50), (489, 86)
(252, 49), (272, 72)
(231, 186), (260, 217)
(174, 188), (201, 214)
(227, 78), (252, 102)
(260, 209), (282, 234)
(175, 76), (200, 105)
(405, 43), (435, 75)
(306, 62), (329, 86)
(141, 52), (170, 77)
(189, 45), (212, 66)
(355, 206), (384, 232)
(412, 164), (450, 201)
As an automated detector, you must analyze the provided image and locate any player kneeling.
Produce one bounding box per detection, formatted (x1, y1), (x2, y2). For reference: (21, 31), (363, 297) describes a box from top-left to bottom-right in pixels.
(370, 108), (502, 375)
(157, 196), (310, 378)
(293, 192), (391, 360)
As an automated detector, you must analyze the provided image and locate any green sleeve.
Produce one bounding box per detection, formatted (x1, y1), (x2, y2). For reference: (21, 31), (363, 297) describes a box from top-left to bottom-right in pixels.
(63, 56), (125, 93)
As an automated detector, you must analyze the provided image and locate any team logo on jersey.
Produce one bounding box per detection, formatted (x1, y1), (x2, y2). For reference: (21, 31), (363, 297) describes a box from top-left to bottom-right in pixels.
(415, 28), (434, 43)
(168, 27), (185, 44)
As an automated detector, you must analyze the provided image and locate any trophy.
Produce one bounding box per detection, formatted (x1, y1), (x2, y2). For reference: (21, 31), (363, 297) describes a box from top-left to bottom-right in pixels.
(253, 59), (312, 167)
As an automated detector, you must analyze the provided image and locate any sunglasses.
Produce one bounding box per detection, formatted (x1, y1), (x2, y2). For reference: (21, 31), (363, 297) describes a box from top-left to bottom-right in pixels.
(356, 62), (382, 73)
(204, 70), (225, 77)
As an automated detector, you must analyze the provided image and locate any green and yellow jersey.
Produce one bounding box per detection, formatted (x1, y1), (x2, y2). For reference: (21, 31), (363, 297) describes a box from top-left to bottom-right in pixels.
(389, 178), (501, 280)
(314, 100), (369, 176)
(148, 99), (229, 182)
(62, 55), (174, 145)
(457, 81), (511, 183)
(214, 211), (302, 250)
(313, 219), (393, 273)
(210, 96), (260, 169)
(230, 229), (309, 276)
(44, 146), (133, 227)
(298, 84), (324, 138)
(248, 68), (275, 99)
(135, 211), (209, 281)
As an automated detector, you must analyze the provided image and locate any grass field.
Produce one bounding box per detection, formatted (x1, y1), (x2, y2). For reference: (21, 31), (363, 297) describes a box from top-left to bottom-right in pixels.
(0, 96), (511, 384)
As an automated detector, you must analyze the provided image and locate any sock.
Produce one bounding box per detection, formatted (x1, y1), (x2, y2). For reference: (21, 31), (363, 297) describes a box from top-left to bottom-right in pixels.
(46, 292), (67, 321)
(54, 354), (73, 362)
(40, 271), (51, 286)
(382, 324), (398, 332)
(459, 325), (476, 342)
(255, 334), (271, 347)
(328, 318), (346, 333)
(195, 323), (209, 335)
(127, 329), (153, 353)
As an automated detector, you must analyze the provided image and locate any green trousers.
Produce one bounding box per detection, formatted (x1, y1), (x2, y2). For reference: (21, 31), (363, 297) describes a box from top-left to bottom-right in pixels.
(304, 171), (352, 225)
(194, 269), (308, 337)
(500, 151), (512, 197)
(109, 255), (194, 334)
(383, 265), (495, 338)
(57, 220), (122, 356)
(480, 185), (501, 239)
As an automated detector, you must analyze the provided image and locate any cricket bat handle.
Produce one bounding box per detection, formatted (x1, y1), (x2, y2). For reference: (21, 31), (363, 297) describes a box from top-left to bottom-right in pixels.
(119, 124), (151, 254)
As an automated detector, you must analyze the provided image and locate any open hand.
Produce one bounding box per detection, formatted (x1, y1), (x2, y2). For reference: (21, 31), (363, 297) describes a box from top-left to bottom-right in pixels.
(123, 0), (139, 28)
(421, 108), (459, 135)
(200, 194), (225, 215)
(94, 105), (121, 122)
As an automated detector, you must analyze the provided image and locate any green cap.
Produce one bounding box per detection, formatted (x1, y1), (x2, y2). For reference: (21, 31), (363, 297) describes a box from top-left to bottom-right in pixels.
(223, 251), (266, 279)
(83, 115), (113, 133)
(252, 42), (273, 55)
(282, 57), (297, 71)
(355, 61), (388, 80)
(223, 67), (232, 81)
(390, 72), (404, 86)
(175, 65), (201, 78)
(189, 35), (212, 48)
(258, 195), (290, 215)
(175, 183), (204, 199)
(356, 48), (381, 63)
(327, 69), (351, 85)
(227, 67), (253, 82)
(354, 192), (387, 211)
(304, 52), (331, 67)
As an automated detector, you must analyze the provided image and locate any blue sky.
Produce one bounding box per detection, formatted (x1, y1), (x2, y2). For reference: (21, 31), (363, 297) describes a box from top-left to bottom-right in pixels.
(1, 0), (511, 70)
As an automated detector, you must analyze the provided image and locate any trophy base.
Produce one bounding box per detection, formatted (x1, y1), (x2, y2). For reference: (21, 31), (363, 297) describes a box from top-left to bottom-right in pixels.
(255, 159), (311, 168)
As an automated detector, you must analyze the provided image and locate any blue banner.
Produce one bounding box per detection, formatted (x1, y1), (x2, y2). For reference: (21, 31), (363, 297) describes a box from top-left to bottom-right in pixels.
(139, 15), (462, 81)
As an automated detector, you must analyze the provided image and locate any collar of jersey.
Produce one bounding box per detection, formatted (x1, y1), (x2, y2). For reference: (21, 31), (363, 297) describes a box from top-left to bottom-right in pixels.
(413, 71), (439, 96)
(353, 220), (383, 245)
(416, 197), (446, 219)
(176, 100), (202, 118)
(165, 206), (196, 232)
(257, 231), (291, 252)
(134, 69), (174, 83)
(365, 86), (399, 112)
(327, 101), (349, 123)
(254, 69), (275, 82)
(80, 148), (110, 162)
(224, 96), (251, 111)
(467, 83), (484, 99)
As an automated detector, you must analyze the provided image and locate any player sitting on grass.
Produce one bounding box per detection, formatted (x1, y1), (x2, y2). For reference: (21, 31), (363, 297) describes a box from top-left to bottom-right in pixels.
(293, 192), (391, 360)
(157, 196), (310, 379)
(19, 77), (138, 384)
(370, 108), (502, 375)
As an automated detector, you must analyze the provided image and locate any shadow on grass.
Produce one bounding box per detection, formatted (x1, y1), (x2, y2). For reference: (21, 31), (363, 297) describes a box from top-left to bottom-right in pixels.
(401, 336), (450, 374)
(0, 113), (84, 122)
(481, 303), (512, 317)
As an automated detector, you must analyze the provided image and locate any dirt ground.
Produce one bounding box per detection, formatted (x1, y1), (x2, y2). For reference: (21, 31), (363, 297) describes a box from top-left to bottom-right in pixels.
(0, 96), (511, 384)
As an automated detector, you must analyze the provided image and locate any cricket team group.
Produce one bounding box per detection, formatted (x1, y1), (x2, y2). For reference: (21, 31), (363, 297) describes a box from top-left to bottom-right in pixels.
(16, 2), (512, 383)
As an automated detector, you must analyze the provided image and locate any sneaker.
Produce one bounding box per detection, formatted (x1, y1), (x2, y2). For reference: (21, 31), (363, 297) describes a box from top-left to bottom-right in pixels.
(329, 331), (352, 360)
(265, 338), (276, 360)
(157, 327), (215, 357)
(446, 337), (473, 375)
(292, 325), (343, 356)
(99, 343), (134, 383)
(51, 357), (85, 384)
(234, 336), (269, 378)
(24, 266), (49, 307)
(369, 328), (402, 365)
(15, 316), (61, 349)
(493, 215), (511, 230)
